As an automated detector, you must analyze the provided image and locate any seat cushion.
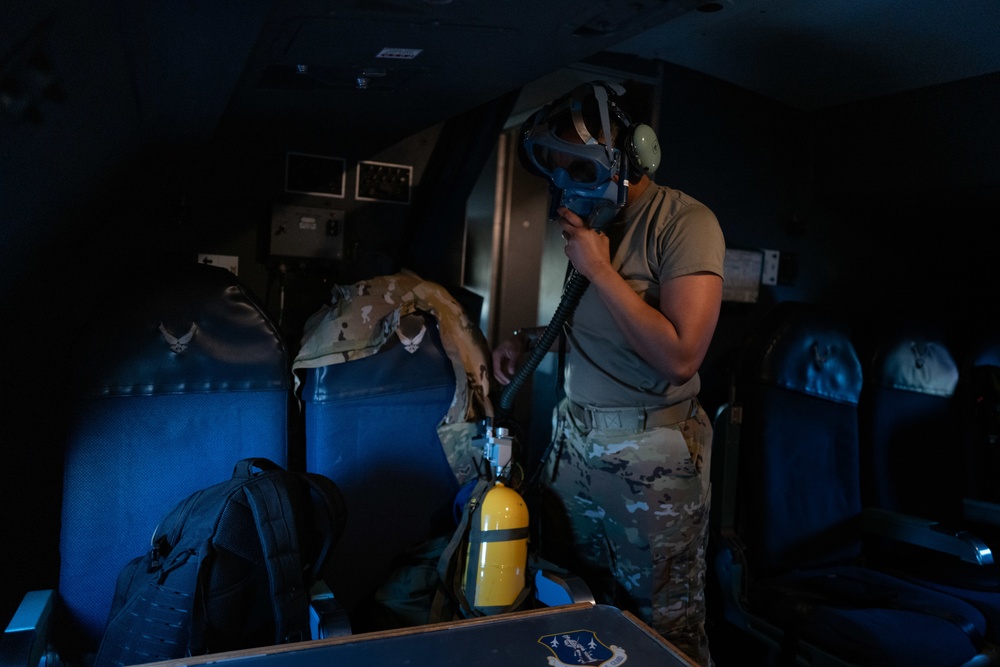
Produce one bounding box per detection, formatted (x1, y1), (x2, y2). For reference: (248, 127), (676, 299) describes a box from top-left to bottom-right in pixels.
(751, 565), (987, 665)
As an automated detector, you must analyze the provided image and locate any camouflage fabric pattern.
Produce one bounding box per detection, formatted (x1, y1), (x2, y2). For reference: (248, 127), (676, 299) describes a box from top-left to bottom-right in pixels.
(293, 270), (492, 424)
(544, 398), (713, 667)
(436, 420), (482, 488)
(292, 271), (494, 484)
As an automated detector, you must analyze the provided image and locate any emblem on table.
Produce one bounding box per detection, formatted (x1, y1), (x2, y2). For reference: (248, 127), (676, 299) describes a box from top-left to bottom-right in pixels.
(538, 630), (627, 667)
(159, 322), (197, 353)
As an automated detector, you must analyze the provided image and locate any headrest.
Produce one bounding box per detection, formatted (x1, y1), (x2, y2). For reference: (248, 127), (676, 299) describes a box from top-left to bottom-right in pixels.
(305, 310), (453, 403)
(743, 302), (863, 405)
(970, 337), (1000, 369)
(74, 264), (288, 397)
(293, 271), (494, 423)
(871, 328), (958, 397)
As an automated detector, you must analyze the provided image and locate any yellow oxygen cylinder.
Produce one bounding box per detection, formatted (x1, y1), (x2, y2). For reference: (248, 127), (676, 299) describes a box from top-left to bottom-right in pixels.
(463, 480), (529, 615)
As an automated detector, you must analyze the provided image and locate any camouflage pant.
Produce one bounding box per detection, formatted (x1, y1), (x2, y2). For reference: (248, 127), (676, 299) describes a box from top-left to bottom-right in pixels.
(541, 398), (713, 667)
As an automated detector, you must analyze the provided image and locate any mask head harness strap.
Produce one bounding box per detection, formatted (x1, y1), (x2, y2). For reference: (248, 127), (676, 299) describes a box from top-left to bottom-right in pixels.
(573, 82), (620, 170)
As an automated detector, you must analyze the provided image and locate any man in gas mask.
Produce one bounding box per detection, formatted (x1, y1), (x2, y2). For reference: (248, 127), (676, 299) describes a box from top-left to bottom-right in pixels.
(492, 81), (724, 666)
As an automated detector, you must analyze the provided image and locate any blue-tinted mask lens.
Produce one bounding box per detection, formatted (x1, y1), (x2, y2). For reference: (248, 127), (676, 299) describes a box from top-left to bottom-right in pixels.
(524, 126), (616, 188)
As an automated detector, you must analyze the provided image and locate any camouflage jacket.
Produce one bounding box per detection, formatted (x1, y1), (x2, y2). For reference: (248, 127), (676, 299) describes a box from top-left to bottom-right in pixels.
(293, 270), (493, 427)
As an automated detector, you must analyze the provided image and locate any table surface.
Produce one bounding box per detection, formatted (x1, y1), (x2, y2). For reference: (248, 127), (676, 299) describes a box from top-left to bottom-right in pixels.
(142, 603), (697, 667)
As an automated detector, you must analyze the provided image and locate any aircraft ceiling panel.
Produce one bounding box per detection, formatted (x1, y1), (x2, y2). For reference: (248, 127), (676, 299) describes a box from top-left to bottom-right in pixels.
(215, 0), (703, 154)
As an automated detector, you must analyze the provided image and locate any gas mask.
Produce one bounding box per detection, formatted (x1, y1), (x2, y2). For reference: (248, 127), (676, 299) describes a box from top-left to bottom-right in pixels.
(520, 83), (629, 230)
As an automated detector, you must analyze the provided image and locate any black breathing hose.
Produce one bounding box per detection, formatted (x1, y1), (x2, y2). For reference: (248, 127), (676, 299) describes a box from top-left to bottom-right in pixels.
(497, 268), (590, 420)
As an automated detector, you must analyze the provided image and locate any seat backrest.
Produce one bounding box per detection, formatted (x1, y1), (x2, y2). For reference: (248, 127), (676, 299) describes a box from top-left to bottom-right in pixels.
(294, 272), (495, 624)
(300, 309), (461, 617)
(58, 263), (290, 654)
(730, 302), (864, 578)
(958, 335), (1000, 505)
(858, 323), (962, 522)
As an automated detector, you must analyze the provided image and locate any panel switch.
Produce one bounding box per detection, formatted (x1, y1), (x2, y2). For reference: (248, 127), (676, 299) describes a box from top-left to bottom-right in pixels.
(270, 204), (345, 260)
(761, 249), (780, 286)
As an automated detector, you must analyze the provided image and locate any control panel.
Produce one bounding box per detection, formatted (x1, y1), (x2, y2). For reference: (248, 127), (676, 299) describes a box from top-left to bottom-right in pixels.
(356, 160), (412, 203)
(270, 203), (345, 260)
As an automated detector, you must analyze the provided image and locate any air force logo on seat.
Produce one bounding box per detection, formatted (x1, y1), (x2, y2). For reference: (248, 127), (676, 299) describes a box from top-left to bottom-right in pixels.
(159, 322), (197, 353)
(538, 630), (627, 667)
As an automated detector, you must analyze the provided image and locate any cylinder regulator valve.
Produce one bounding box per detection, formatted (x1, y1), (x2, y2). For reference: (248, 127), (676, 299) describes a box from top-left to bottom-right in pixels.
(483, 422), (514, 480)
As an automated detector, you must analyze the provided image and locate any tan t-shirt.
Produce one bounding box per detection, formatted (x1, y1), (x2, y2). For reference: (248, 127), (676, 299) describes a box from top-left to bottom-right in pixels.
(564, 182), (726, 408)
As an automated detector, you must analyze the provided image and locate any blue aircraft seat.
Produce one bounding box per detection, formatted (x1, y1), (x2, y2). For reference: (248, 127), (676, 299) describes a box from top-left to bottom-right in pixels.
(856, 323), (1000, 644)
(858, 322), (964, 523)
(300, 310), (460, 616)
(3, 263), (292, 666)
(294, 272), (591, 631)
(294, 272), (494, 630)
(711, 301), (994, 666)
(960, 335), (1000, 513)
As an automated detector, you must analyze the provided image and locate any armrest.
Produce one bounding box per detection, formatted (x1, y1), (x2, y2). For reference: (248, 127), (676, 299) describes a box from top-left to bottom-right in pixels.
(862, 507), (994, 566)
(531, 559), (595, 607)
(1, 590), (55, 667)
(963, 498), (1000, 528)
(308, 580), (351, 640)
(713, 545), (746, 628)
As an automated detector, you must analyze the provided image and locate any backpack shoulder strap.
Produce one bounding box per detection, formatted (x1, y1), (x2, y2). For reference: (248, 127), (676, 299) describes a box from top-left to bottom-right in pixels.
(300, 472), (348, 580)
(233, 461), (347, 644)
(243, 472), (311, 644)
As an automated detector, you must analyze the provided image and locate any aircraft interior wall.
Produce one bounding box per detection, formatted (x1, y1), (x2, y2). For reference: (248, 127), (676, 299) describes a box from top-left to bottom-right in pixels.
(808, 70), (1000, 356)
(3, 10), (1000, 640)
(645, 63), (1000, 418)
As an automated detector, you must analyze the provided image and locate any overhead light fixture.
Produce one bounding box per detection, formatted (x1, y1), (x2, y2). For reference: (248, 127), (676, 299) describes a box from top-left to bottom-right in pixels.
(375, 47), (423, 60)
(356, 67), (387, 90)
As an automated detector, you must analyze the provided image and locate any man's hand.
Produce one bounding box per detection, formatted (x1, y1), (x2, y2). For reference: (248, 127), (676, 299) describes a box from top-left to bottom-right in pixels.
(557, 206), (613, 281)
(492, 337), (524, 385)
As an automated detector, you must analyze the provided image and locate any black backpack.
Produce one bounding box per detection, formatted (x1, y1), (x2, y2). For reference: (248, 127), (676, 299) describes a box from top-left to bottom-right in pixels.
(94, 458), (347, 667)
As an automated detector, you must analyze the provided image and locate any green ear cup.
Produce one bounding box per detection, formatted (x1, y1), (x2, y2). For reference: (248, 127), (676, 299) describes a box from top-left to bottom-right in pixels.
(628, 123), (660, 174)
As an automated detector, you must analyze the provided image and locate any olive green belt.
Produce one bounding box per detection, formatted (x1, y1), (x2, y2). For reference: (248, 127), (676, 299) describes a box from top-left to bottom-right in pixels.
(567, 398), (698, 432)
